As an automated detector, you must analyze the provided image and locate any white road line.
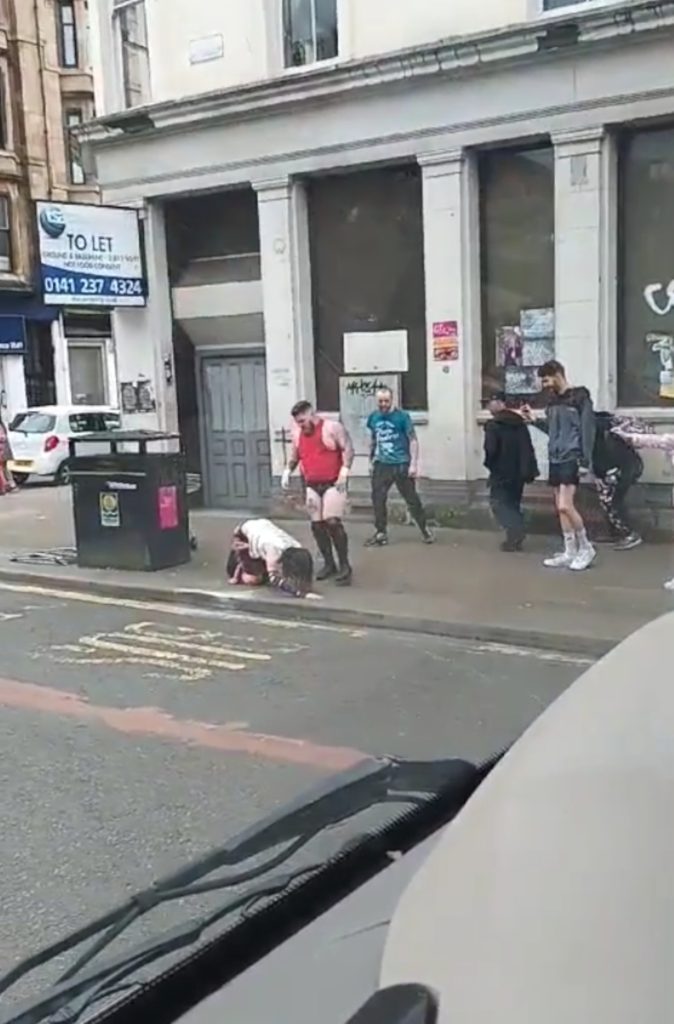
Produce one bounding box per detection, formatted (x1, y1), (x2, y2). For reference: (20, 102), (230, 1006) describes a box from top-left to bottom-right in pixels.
(0, 581), (365, 635)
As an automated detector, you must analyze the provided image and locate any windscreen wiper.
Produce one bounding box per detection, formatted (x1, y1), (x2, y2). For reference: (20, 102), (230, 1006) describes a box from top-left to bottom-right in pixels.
(0, 756), (483, 1024)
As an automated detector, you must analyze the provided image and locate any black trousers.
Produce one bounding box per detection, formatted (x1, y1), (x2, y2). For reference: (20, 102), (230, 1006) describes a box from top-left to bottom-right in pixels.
(489, 479), (525, 541)
(372, 462), (427, 534)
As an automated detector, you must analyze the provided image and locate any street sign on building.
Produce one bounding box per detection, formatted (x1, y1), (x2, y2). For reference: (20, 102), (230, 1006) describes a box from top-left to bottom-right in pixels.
(35, 201), (146, 307)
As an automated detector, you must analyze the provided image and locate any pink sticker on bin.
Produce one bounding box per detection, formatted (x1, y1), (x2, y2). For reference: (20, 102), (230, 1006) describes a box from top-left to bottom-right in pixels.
(158, 485), (179, 530)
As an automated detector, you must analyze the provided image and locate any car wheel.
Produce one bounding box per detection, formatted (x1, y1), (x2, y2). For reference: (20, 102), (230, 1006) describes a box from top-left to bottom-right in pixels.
(55, 461), (71, 486)
(11, 472), (28, 487)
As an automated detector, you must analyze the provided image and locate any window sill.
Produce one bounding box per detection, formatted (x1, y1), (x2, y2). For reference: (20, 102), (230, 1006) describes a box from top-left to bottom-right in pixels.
(320, 410), (430, 425)
(477, 407), (674, 424)
(281, 56), (341, 77)
(615, 407), (674, 423)
(538, 0), (628, 16)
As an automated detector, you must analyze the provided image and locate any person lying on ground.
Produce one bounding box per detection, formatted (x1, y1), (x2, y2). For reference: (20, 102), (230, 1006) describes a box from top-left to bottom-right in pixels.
(226, 518), (318, 598)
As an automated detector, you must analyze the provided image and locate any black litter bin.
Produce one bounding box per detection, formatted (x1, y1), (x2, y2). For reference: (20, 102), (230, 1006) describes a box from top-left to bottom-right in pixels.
(69, 430), (191, 571)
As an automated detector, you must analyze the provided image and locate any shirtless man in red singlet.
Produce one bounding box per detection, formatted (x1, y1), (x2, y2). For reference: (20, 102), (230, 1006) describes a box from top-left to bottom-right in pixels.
(282, 400), (354, 586)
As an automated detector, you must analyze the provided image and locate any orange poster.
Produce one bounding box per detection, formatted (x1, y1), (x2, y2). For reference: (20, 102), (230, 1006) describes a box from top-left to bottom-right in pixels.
(432, 320), (459, 362)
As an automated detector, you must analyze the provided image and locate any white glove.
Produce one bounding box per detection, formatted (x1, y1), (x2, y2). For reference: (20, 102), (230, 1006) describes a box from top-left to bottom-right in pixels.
(336, 466), (350, 492)
(281, 467), (292, 491)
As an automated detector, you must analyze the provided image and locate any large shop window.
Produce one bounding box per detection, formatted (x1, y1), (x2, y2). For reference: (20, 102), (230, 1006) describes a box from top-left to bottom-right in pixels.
(165, 189), (260, 285)
(308, 165), (427, 411)
(479, 145), (555, 401)
(618, 125), (674, 407)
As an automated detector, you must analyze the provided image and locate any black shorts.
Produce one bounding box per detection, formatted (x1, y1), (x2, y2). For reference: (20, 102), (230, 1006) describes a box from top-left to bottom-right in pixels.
(548, 460), (580, 488)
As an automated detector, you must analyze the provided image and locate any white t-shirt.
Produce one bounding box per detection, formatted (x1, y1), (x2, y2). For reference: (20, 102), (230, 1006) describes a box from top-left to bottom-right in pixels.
(239, 519), (301, 571)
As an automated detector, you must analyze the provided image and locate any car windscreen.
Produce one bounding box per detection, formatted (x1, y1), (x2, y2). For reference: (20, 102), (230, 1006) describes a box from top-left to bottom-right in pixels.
(9, 412), (57, 434)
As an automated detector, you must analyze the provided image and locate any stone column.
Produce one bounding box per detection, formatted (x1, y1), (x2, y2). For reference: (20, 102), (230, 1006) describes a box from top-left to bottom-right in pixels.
(418, 150), (481, 489)
(112, 201), (178, 434)
(51, 313), (71, 406)
(553, 128), (608, 407)
(254, 177), (315, 477)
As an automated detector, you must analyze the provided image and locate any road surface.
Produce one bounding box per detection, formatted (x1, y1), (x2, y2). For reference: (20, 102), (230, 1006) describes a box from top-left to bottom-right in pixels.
(0, 579), (590, 1008)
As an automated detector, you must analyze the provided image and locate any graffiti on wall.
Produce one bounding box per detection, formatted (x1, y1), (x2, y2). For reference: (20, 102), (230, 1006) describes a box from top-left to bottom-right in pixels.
(644, 280), (674, 317)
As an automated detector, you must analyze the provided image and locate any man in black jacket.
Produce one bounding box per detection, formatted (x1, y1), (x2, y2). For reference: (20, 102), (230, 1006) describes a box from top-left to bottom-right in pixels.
(484, 391), (539, 551)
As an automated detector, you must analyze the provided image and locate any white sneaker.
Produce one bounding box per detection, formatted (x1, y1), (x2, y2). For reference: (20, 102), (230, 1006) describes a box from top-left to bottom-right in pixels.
(664, 577), (674, 592)
(543, 551), (574, 568)
(569, 545), (597, 572)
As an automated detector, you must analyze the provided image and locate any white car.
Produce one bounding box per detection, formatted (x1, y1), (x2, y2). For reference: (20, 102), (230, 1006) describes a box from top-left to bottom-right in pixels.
(7, 405), (121, 485)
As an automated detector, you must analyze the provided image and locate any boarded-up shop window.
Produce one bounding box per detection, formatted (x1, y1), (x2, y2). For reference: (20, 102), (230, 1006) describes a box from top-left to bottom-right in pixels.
(308, 165), (427, 411)
(479, 145), (555, 401)
(618, 125), (674, 407)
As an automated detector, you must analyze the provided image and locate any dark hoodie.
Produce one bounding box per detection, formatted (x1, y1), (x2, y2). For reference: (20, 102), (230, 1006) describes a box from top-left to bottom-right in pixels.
(536, 386), (595, 468)
(484, 410), (539, 484)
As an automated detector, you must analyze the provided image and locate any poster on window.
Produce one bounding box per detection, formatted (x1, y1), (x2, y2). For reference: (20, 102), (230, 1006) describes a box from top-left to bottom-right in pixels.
(36, 201), (146, 307)
(520, 307), (554, 340)
(505, 367), (541, 396)
(646, 332), (674, 400)
(496, 326), (523, 367)
(521, 337), (555, 366)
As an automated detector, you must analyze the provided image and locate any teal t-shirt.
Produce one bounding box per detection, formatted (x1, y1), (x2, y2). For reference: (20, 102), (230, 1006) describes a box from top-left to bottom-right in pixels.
(366, 410), (414, 465)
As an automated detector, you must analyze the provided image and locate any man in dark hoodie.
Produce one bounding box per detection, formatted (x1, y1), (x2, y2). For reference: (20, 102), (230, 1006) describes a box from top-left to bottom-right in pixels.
(483, 391), (539, 551)
(522, 360), (596, 572)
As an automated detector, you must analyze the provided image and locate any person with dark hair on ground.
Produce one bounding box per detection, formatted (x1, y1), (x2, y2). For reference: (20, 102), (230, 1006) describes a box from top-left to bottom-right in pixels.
(282, 400), (354, 586)
(227, 518), (315, 598)
(522, 359), (596, 572)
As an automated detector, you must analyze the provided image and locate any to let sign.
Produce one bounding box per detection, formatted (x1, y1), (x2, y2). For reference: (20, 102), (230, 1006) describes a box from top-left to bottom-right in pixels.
(36, 201), (146, 308)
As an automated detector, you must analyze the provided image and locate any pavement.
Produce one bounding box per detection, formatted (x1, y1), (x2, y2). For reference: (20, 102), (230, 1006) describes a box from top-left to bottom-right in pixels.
(0, 578), (588, 1007)
(0, 485), (672, 656)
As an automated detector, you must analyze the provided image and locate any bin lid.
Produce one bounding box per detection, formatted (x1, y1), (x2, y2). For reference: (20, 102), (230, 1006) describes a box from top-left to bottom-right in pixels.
(70, 430), (181, 443)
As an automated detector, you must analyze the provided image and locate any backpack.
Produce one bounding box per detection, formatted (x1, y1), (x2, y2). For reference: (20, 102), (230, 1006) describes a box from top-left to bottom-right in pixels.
(593, 412), (644, 481)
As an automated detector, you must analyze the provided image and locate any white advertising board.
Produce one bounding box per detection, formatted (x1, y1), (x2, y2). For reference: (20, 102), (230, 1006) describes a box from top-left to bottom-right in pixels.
(36, 201), (146, 307)
(343, 330), (409, 374)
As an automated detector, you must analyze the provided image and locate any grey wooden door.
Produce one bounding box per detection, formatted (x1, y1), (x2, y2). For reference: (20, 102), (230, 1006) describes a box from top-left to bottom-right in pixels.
(201, 355), (271, 509)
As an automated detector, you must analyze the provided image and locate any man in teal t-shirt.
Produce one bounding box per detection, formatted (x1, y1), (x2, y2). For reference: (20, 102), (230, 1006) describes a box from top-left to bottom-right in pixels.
(365, 387), (434, 546)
